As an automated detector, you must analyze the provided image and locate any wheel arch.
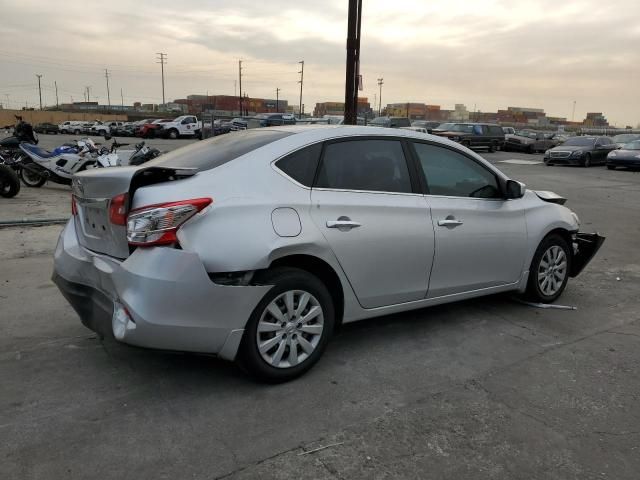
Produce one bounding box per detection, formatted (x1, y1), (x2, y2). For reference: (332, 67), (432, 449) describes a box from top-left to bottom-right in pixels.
(267, 254), (345, 328)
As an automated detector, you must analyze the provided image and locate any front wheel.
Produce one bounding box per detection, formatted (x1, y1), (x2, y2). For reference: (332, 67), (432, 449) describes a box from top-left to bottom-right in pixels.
(20, 166), (47, 187)
(582, 154), (591, 168)
(239, 267), (335, 383)
(525, 233), (571, 303)
(168, 129), (179, 139)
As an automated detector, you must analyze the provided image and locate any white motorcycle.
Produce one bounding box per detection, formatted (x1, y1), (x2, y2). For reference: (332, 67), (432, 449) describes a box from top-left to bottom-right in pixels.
(18, 138), (100, 187)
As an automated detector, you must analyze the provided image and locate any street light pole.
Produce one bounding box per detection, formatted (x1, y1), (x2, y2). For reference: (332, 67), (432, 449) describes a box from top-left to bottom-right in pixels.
(377, 77), (384, 116)
(36, 74), (43, 110)
(276, 87), (280, 113)
(298, 61), (304, 119)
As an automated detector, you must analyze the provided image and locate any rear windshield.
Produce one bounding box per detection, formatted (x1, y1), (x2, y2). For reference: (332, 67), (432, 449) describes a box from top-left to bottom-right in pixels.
(145, 129), (292, 171)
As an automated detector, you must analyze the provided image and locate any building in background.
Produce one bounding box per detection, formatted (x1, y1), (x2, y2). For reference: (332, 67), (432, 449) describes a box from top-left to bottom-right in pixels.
(313, 98), (372, 118)
(174, 94), (289, 116)
(583, 112), (609, 127)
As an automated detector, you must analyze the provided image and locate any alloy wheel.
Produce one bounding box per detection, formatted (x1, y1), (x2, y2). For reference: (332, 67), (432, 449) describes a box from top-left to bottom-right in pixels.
(537, 246), (567, 296)
(256, 290), (324, 369)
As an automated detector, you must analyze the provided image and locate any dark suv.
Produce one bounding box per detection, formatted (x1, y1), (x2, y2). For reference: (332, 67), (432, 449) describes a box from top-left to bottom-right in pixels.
(256, 113), (296, 127)
(434, 123), (505, 152)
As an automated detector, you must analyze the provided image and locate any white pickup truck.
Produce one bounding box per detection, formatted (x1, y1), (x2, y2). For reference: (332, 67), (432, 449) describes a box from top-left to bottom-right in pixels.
(58, 121), (85, 134)
(157, 115), (201, 139)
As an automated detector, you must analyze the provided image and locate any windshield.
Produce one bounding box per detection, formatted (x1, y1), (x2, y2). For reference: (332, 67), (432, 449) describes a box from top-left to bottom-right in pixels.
(562, 137), (595, 147)
(145, 129), (293, 171)
(450, 124), (474, 133)
(622, 140), (640, 150)
(517, 131), (537, 138)
(436, 123), (454, 130)
(613, 134), (639, 143)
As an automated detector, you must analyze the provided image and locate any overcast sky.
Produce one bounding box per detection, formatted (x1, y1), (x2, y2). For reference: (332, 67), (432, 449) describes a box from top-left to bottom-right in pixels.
(1, 0), (638, 125)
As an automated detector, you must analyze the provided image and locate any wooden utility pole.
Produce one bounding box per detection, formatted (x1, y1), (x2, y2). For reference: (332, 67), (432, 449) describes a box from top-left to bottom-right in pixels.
(343, 0), (362, 125)
(298, 61), (304, 119)
(36, 74), (43, 110)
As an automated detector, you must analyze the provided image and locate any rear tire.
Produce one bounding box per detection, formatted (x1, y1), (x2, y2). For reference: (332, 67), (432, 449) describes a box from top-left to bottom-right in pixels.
(582, 154), (591, 168)
(168, 129), (179, 139)
(0, 165), (20, 198)
(74, 129), (81, 135)
(19, 167), (47, 187)
(525, 233), (571, 303)
(239, 267), (335, 383)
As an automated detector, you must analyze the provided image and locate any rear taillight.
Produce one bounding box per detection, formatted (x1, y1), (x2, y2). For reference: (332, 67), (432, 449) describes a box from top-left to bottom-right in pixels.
(126, 198), (212, 246)
(109, 193), (128, 226)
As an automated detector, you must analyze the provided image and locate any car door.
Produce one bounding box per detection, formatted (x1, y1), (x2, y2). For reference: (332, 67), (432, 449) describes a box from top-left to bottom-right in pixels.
(310, 138), (435, 308)
(595, 137), (614, 164)
(409, 141), (528, 298)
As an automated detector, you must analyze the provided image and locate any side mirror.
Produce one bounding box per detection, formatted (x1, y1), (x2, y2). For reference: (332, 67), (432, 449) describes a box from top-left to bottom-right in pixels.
(505, 179), (526, 199)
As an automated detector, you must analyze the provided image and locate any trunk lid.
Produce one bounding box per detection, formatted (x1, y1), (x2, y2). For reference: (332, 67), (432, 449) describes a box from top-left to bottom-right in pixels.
(72, 166), (196, 259)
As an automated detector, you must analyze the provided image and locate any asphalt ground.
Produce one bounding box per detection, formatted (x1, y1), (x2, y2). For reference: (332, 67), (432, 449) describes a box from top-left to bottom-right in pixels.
(1, 135), (639, 479)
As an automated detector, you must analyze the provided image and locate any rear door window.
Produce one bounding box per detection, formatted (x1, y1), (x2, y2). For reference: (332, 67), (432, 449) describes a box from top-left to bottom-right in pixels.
(315, 139), (412, 193)
(146, 129), (292, 171)
(275, 143), (322, 187)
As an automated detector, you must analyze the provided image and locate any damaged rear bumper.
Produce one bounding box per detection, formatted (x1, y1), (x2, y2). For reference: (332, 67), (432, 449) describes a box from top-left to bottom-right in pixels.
(570, 232), (605, 277)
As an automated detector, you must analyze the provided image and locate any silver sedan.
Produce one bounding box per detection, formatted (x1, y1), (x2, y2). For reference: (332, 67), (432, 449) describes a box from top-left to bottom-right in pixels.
(53, 126), (604, 382)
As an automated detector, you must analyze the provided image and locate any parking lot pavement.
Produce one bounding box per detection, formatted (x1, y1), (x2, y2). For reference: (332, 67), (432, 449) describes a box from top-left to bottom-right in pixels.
(1, 148), (640, 479)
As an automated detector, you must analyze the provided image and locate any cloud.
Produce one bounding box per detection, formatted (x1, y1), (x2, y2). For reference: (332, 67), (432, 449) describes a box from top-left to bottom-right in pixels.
(0, 0), (638, 125)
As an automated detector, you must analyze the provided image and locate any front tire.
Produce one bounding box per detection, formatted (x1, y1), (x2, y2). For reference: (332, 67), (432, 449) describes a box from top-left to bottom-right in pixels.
(239, 267), (335, 383)
(582, 154), (591, 168)
(168, 129), (179, 139)
(525, 233), (571, 303)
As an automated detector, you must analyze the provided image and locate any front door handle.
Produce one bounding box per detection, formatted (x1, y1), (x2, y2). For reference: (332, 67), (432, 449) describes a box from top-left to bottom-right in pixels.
(438, 219), (463, 227)
(327, 220), (361, 229)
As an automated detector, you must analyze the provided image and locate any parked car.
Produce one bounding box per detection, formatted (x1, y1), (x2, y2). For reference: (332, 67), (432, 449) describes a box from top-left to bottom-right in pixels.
(91, 121), (125, 136)
(199, 120), (231, 139)
(432, 122), (455, 134)
(369, 116), (411, 128)
(606, 139), (640, 170)
(138, 119), (172, 138)
(53, 126), (603, 382)
(433, 123), (505, 152)
(34, 122), (59, 134)
(411, 121), (441, 133)
(504, 130), (562, 153)
(544, 136), (617, 167)
(58, 121), (83, 134)
(401, 126), (428, 134)
(611, 133), (640, 148)
(228, 118), (249, 130)
(502, 127), (516, 135)
(256, 113), (296, 127)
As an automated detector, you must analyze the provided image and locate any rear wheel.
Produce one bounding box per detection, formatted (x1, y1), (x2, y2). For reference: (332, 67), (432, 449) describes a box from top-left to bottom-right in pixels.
(74, 129), (81, 135)
(525, 233), (571, 303)
(582, 154), (592, 168)
(239, 267), (335, 383)
(20, 166), (47, 187)
(0, 165), (20, 198)
(168, 129), (179, 139)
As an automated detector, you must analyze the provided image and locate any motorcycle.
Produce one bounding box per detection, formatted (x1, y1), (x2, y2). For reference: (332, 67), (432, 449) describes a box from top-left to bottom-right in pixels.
(99, 134), (162, 166)
(17, 138), (99, 187)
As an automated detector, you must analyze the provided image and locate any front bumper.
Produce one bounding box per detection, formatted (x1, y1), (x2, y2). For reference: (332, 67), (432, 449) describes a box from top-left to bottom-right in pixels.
(570, 233), (605, 277)
(545, 156), (582, 165)
(53, 219), (271, 360)
(607, 158), (640, 168)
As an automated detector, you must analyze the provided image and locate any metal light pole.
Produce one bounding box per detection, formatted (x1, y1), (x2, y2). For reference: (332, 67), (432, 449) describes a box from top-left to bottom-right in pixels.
(54, 81), (59, 109)
(36, 74), (43, 110)
(156, 53), (167, 105)
(298, 61), (304, 119)
(276, 88), (280, 113)
(377, 77), (384, 116)
(343, 0), (362, 125)
(104, 69), (111, 109)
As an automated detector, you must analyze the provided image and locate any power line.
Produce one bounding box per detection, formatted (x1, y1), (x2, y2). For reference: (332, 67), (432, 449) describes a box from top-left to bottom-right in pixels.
(156, 52), (167, 105)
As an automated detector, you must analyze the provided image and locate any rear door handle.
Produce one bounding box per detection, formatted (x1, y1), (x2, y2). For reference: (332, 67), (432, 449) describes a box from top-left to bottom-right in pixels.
(327, 220), (361, 229)
(438, 219), (463, 227)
